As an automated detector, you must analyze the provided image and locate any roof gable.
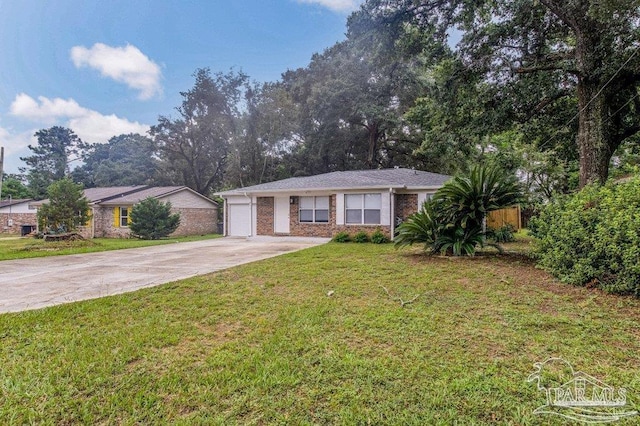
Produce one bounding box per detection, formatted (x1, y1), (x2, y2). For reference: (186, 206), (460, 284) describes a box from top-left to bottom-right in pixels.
(0, 198), (32, 208)
(83, 186), (148, 203)
(97, 186), (217, 206)
(31, 186), (217, 208)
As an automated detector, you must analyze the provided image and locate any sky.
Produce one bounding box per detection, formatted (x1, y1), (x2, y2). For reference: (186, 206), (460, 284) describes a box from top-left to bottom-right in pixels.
(0, 0), (364, 175)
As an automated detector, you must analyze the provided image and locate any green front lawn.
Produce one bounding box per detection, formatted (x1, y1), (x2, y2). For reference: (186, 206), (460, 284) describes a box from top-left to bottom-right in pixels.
(1, 243), (639, 424)
(0, 233), (222, 261)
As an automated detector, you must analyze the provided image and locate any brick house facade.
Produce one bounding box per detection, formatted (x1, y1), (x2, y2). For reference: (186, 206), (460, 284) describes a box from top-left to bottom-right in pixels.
(32, 186), (218, 239)
(0, 199), (37, 235)
(218, 169), (450, 240)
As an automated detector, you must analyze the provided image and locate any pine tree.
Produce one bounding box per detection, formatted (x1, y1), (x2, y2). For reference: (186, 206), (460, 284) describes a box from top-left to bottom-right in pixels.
(129, 197), (181, 240)
(37, 178), (90, 234)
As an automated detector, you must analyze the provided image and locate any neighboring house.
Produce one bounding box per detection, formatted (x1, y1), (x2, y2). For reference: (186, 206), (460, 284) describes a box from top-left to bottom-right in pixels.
(216, 168), (451, 239)
(31, 186), (218, 238)
(0, 198), (37, 235)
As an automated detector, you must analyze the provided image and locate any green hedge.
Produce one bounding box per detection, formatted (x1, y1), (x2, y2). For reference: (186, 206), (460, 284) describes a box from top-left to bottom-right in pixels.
(529, 177), (640, 295)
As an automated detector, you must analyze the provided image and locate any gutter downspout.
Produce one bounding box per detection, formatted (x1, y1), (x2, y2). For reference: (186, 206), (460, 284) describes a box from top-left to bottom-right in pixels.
(222, 197), (227, 236)
(389, 188), (395, 241)
(91, 206), (95, 238)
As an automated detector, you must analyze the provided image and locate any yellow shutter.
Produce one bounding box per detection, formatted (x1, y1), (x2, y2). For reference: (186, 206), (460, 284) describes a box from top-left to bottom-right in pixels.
(114, 207), (120, 227)
(127, 207), (132, 225)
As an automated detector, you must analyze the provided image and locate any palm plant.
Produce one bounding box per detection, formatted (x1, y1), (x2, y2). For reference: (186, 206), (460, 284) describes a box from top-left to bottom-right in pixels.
(395, 164), (523, 256)
(394, 199), (443, 251)
(435, 163), (523, 232)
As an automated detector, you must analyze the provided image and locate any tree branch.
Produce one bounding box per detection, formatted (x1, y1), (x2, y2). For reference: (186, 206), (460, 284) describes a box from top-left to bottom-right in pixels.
(514, 64), (579, 75)
(538, 0), (580, 32)
(380, 286), (421, 307)
(524, 90), (573, 121)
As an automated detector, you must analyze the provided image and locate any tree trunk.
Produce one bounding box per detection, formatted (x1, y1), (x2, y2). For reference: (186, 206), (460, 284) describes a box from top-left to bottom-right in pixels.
(576, 78), (615, 188)
(367, 122), (379, 168)
(574, 22), (615, 188)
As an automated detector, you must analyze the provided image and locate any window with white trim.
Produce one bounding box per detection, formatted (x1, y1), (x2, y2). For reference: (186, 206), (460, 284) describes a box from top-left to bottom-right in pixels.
(345, 193), (381, 224)
(120, 207), (129, 227)
(299, 196), (329, 223)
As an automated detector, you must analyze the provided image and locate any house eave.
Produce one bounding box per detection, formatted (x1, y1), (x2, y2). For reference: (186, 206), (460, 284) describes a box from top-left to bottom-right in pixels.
(216, 185), (413, 197)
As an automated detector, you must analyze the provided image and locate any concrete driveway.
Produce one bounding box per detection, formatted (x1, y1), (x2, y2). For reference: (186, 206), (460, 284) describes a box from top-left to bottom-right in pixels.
(0, 236), (328, 314)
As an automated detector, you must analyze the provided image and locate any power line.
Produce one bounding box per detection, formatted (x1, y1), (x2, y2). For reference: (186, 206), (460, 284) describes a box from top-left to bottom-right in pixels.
(538, 45), (640, 150)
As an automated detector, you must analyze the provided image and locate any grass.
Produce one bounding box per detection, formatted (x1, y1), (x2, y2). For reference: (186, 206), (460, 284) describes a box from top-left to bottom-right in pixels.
(0, 233), (222, 261)
(1, 241), (639, 424)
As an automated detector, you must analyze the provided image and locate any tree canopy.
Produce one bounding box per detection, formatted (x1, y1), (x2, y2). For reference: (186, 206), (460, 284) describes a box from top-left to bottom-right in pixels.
(73, 133), (159, 188)
(1, 174), (30, 199)
(19, 1), (640, 198)
(349, 0), (640, 186)
(150, 68), (248, 196)
(21, 126), (82, 199)
(37, 178), (90, 234)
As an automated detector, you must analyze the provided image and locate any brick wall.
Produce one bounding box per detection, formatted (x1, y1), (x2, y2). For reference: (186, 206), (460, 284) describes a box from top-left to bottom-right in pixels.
(288, 195), (392, 239)
(289, 195), (335, 238)
(249, 194), (428, 240)
(395, 193), (419, 222)
(256, 197), (274, 236)
(93, 206), (130, 238)
(92, 205), (217, 238)
(0, 212), (37, 234)
(171, 208), (217, 236)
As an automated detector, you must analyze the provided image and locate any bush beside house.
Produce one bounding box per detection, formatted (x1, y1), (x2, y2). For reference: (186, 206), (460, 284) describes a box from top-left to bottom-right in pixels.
(394, 164), (523, 256)
(530, 177), (640, 296)
(129, 197), (181, 240)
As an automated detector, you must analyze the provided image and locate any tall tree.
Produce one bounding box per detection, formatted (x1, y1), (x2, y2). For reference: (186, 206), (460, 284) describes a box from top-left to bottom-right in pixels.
(277, 39), (427, 175)
(37, 178), (90, 234)
(225, 82), (297, 188)
(20, 126), (81, 199)
(151, 68), (248, 196)
(73, 133), (158, 188)
(350, 0), (640, 186)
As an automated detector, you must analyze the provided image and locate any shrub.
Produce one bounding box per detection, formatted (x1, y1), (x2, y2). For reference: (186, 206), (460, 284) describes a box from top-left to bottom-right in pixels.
(529, 177), (640, 296)
(394, 199), (442, 251)
(332, 231), (350, 243)
(129, 197), (181, 240)
(436, 225), (486, 256)
(370, 229), (389, 244)
(434, 163), (523, 230)
(37, 178), (90, 234)
(395, 164), (523, 256)
(490, 224), (516, 243)
(353, 231), (370, 243)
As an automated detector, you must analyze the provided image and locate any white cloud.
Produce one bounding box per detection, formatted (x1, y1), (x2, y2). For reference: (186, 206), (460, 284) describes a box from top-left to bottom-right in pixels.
(0, 126), (37, 174)
(9, 93), (149, 144)
(69, 111), (149, 143)
(0, 126), (34, 156)
(10, 93), (86, 123)
(70, 43), (162, 100)
(295, 0), (363, 12)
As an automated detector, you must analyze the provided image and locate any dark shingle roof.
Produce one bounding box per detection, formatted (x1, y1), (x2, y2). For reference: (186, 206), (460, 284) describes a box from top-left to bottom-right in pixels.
(0, 198), (32, 208)
(32, 186), (216, 207)
(83, 186), (148, 203)
(98, 186), (186, 205)
(217, 168), (451, 195)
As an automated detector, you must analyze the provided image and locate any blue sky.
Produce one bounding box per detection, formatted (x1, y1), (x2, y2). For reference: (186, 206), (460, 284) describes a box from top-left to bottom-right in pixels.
(0, 0), (364, 174)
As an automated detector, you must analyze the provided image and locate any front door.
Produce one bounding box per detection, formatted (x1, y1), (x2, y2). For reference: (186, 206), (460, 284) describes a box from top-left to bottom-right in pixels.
(274, 196), (290, 234)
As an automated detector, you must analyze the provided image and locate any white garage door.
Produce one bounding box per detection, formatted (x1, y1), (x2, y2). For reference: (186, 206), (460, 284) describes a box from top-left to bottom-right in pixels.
(228, 204), (252, 236)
